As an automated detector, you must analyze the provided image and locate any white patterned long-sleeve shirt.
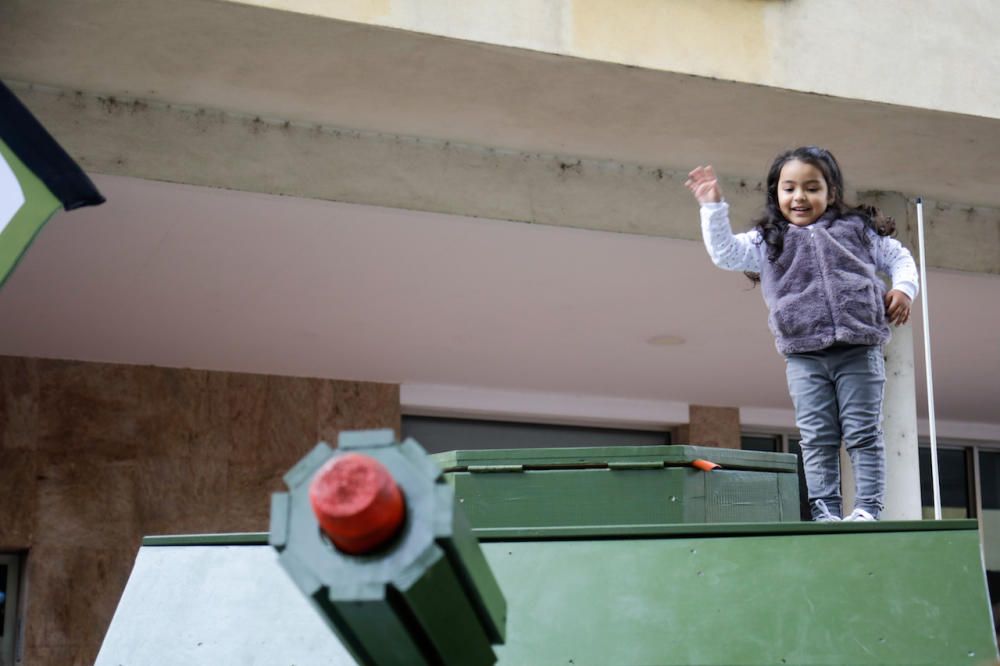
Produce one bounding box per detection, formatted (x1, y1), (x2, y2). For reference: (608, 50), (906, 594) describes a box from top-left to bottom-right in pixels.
(700, 201), (919, 300)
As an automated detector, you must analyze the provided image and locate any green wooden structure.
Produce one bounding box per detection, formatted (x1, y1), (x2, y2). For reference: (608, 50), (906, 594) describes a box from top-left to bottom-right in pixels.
(96, 432), (998, 665)
(480, 521), (993, 665)
(436, 442), (997, 664)
(434, 445), (800, 528)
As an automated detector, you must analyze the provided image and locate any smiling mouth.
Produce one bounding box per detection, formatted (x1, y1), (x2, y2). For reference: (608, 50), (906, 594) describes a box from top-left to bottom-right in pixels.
(791, 207), (811, 214)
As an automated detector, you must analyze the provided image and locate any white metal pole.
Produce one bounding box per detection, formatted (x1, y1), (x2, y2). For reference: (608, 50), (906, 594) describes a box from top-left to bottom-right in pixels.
(916, 197), (942, 520)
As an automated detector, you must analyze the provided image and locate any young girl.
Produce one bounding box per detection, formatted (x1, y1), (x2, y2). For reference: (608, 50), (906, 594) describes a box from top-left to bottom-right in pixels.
(685, 146), (919, 522)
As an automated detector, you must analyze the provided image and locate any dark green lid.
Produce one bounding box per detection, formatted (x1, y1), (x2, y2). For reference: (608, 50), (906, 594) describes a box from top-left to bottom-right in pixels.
(433, 444), (797, 473)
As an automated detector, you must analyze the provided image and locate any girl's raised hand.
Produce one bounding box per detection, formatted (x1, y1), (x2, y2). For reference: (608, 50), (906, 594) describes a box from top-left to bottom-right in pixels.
(685, 166), (723, 204)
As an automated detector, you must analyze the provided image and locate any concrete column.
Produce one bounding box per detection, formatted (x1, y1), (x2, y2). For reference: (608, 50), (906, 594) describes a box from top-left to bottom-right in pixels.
(841, 326), (921, 519)
(881, 323), (922, 519)
(854, 192), (923, 520)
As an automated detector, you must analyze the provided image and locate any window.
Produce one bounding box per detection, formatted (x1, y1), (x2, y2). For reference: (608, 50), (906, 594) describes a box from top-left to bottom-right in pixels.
(980, 451), (1000, 572)
(401, 415), (669, 454)
(740, 434), (781, 453)
(919, 446), (973, 519)
(0, 553), (21, 666)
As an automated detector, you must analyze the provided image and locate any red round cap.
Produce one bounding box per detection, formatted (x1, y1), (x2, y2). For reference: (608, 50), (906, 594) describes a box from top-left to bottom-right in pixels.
(309, 453), (406, 555)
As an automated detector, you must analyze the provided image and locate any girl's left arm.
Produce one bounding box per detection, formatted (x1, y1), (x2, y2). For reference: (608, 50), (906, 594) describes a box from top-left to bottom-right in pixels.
(873, 234), (919, 325)
(873, 234), (919, 300)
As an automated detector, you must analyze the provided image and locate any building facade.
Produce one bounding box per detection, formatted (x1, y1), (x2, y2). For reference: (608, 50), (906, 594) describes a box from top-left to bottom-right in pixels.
(1, 1), (999, 663)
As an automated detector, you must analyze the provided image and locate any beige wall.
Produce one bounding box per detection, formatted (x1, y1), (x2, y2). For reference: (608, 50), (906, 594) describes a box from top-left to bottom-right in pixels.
(237, 0), (1000, 120)
(0, 356), (399, 665)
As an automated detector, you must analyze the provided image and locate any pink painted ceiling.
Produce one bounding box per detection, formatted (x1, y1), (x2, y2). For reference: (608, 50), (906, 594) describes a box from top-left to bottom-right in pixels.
(1, 175), (997, 429)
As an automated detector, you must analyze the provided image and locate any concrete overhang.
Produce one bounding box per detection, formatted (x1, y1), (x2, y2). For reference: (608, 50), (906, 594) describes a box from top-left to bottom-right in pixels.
(1, 0), (999, 213)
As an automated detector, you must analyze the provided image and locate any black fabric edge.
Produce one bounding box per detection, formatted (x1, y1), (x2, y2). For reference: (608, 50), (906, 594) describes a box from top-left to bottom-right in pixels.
(0, 81), (105, 210)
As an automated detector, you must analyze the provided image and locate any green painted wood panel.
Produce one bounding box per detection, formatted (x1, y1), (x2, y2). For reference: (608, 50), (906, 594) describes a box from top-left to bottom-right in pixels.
(396, 548), (497, 665)
(322, 591), (430, 665)
(450, 467), (797, 528)
(441, 508), (508, 642)
(473, 519), (979, 541)
(482, 527), (997, 665)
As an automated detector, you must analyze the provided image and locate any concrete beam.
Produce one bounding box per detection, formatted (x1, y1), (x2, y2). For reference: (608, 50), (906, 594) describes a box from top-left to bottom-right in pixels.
(3, 0), (1000, 212)
(14, 82), (1000, 276)
(9, 82), (758, 241)
(861, 191), (1000, 275)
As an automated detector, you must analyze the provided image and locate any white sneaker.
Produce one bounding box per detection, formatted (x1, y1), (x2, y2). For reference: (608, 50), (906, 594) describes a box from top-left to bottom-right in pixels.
(843, 508), (877, 522)
(812, 499), (841, 523)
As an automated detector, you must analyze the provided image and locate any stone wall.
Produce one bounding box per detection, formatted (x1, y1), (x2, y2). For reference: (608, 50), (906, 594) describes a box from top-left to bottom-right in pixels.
(0, 356), (400, 665)
(672, 404), (741, 449)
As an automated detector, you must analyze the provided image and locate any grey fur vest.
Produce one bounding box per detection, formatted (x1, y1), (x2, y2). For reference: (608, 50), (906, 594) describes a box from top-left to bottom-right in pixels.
(759, 211), (889, 355)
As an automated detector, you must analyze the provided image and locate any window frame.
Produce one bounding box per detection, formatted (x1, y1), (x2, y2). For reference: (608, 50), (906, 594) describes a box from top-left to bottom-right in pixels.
(740, 427), (798, 454)
(400, 414), (671, 453)
(918, 440), (975, 518)
(0, 552), (22, 666)
(916, 437), (1000, 520)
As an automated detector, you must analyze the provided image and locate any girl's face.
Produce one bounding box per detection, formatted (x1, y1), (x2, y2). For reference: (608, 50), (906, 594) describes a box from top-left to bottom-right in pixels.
(777, 159), (833, 226)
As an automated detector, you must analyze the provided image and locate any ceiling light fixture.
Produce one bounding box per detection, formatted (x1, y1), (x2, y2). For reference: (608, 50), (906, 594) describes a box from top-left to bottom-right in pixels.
(646, 334), (686, 347)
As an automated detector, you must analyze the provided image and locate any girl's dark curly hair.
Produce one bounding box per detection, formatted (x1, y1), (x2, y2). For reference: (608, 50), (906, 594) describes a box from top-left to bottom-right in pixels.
(747, 146), (895, 283)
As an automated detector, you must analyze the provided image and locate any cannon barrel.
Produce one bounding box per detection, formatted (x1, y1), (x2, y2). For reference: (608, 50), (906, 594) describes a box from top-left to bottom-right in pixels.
(270, 429), (506, 666)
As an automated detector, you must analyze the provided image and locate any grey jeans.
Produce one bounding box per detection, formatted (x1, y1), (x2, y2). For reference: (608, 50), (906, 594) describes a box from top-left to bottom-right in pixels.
(785, 344), (886, 520)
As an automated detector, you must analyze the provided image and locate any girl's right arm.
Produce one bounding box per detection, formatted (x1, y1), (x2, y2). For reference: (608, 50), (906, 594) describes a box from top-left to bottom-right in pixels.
(685, 166), (761, 273)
